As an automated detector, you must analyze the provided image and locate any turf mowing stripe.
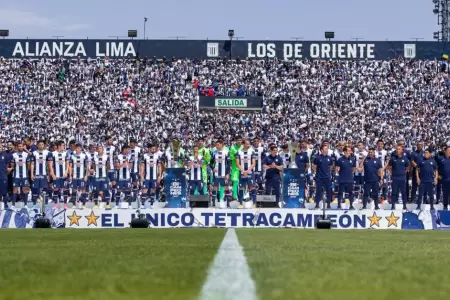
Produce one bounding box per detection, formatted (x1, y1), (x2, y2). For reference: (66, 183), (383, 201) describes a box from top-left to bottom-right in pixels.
(199, 228), (257, 300)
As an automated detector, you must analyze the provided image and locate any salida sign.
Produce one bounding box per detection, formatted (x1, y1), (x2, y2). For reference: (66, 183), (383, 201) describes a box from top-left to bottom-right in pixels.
(215, 98), (248, 108)
(199, 96), (263, 111)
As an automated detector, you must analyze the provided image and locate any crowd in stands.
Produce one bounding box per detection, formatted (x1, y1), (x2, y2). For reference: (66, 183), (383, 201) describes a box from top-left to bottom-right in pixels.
(0, 56), (449, 150)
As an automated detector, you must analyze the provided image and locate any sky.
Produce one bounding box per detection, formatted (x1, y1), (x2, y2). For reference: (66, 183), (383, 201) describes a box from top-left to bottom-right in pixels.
(0, 0), (439, 41)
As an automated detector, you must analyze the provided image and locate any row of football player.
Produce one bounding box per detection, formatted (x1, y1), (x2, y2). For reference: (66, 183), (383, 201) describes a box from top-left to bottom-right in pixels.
(2, 138), (450, 207)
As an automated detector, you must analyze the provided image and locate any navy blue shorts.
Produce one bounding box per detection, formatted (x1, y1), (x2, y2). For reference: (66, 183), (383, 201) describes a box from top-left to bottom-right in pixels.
(0, 179), (8, 195)
(108, 170), (117, 182)
(86, 176), (95, 190)
(239, 176), (255, 188)
(131, 173), (140, 182)
(70, 179), (86, 190)
(117, 180), (132, 190)
(94, 178), (110, 192)
(189, 180), (204, 191)
(53, 178), (68, 189)
(213, 177), (229, 187)
(143, 180), (157, 190)
(32, 176), (48, 189)
(13, 178), (30, 188)
(254, 172), (263, 184)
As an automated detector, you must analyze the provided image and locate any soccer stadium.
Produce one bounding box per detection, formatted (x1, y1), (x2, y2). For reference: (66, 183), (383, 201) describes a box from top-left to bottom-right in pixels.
(2, 0), (450, 299)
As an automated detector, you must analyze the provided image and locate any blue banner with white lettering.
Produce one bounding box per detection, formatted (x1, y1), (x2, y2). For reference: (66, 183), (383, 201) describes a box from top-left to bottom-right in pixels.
(165, 168), (187, 208)
(1, 39), (450, 60)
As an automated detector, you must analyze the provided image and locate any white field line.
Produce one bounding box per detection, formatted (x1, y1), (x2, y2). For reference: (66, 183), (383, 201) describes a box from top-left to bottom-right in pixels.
(199, 228), (257, 300)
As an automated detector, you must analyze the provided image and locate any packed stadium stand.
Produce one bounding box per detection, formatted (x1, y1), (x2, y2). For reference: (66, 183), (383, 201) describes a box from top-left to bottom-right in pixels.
(1, 54), (450, 148)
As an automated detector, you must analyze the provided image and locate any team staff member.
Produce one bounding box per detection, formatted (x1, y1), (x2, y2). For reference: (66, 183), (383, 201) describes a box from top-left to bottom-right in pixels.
(393, 140), (412, 203)
(386, 144), (410, 210)
(435, 143), (447, 203)
(416, 149), (438, 210)
(313, 144), (333, 208)
(0, 144), (12, 207)
(410, 142), (424, 203)
(375, 140), (388, 199)
(6, 141), (15, 198)
(335, 146), (356, 208)
(438, 147), (450, 210)
(362, 148), (383, 210)
(263, 145), (283, 207)
(294, 143), (310, 194)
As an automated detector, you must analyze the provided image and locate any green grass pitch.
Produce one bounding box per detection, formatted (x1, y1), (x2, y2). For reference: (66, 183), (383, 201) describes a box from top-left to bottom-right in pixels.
(0, 229), (449, 300)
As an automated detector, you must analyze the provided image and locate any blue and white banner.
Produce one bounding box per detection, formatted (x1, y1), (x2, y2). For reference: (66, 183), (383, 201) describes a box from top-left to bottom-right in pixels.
(0, 207), (66, 228)
(282, 169), (305, 208)
(165, 168), (188, 208)
(431, 210), (450, 230)
(0, 39), (448, 60)
(64, 208), (435, 229)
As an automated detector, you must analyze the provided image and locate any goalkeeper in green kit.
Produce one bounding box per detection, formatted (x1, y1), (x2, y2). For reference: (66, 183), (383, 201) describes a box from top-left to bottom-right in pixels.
(229, 136), (243, 200)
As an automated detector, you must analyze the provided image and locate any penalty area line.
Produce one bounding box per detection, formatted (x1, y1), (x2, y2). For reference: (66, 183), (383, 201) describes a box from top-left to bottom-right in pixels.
(199, 228), (257, 300)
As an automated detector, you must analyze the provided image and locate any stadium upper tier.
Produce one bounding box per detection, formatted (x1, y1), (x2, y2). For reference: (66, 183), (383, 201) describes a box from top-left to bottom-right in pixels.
(0, 55), (449, 149)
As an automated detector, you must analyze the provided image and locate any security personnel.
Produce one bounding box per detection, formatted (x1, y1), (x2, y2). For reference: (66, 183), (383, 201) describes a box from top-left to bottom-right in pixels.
(313, 144), (333, 208)
(335, 146), (356, 208)
(410, 142), (424, 203)
(386, 144), (410, 210)
(362, 148), (383, 209)
(416, 149), (438, 210)
(438, 147), (450, 210)
(263, 145), (283, 207)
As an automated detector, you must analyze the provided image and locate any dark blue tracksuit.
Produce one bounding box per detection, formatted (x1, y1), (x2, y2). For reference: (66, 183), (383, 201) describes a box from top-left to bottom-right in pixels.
(314, 154), (333, 206)
(264, 155), (283, 203)
(0, 152), (11, 203)
(336, 155), (355, 206)
(389, 154), (410, 209)
(435, 151), (445, 202)
(375, 149), (388, 198)
(392, 150), (412, 203)
(438, 156), (450, 209)
(295, 152), (309, 190)
(363, 156), (382, 209)
(417, 158), (437, 209)
(410, 150), (424, 203)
